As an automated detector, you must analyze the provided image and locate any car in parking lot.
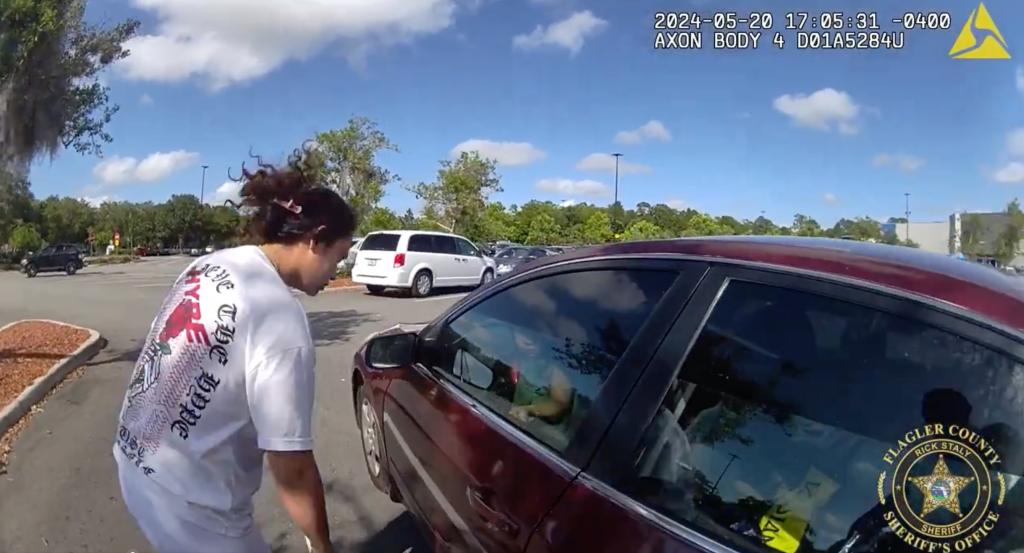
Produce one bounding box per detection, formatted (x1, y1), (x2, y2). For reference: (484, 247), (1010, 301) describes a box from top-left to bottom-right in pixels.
(493, 246), (560, 278)
(351, 230), (496, 297)
(21, 243), (86, 277)
(351, 236), (1024, 553)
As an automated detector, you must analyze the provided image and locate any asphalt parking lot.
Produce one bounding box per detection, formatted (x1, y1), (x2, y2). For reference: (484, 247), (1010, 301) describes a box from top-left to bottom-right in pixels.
(0, 256), (466, 553)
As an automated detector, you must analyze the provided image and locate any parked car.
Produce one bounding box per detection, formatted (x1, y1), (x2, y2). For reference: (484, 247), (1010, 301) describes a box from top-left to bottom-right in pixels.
(21, 243), (86, 277)
(494, 246), (558, 278)
(337, 236), (364, 272)
(351, 236), (1024, 553)
(351, 230), (496, 297)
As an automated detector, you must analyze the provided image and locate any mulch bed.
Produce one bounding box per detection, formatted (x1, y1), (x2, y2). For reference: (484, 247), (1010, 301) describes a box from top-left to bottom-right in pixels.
(0, 321), (90, 413)
(326, 276), (356, 290)
(0, 321), (91, 473)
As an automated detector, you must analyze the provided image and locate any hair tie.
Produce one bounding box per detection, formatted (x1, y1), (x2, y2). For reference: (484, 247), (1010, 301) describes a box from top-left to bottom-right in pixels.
(272, 198), (302, 215)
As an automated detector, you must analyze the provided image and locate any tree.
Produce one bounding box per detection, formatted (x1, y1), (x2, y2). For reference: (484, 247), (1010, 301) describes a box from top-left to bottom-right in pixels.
(360, 206), (401, 235)
(1, 0), (139, 173)
(308, 117), (398, 225)
(0, 169), (36, 243)
(578, 211), (613, 244)
(525, 213), (560, 245)
(681, 213), (725, 237)
(38, 196), (94, 243)
(399, 208), (417, 230)
(8, 222), (42, 253)
(887, 217), (908, 224)
(158, 195), (204, 249)
(829, 217), (881, 241)
(995, 199), (1024, 265)
(203, 205), (242, 246)
(408, 151), (502, 234)
(749, 215), (780, 236)
(622, 219), (668, 241)
(716, 215), (748, 236)
(791, 214), (822, 237)
(960, 214), (984, 256)
(467, 202), (514, 243)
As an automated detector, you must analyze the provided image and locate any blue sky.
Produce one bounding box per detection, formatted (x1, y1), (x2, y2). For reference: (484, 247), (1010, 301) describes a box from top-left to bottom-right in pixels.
(26, 0), (1024, 226)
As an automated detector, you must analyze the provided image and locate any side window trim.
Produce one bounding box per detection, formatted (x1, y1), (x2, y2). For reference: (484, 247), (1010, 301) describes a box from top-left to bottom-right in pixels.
(590, 262), (1024, 501)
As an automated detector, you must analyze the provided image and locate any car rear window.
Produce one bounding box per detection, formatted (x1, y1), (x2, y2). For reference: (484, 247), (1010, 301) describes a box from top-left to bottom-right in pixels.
(621, 280), (1024, 553)
(360, 233), (400, 251)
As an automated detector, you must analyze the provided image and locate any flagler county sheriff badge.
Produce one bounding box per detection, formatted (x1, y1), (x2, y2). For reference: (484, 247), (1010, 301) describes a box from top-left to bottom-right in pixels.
(877, 424), (1007, 552)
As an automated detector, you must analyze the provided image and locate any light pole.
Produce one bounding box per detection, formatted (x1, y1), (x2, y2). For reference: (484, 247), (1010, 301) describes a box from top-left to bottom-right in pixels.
(200, 165), (209, 205)
(611, 153), (623, 207)
(904, 192), (911, 241)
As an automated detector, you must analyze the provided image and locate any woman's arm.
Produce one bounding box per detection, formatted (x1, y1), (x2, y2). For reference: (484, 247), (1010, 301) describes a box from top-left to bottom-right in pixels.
(513, 367), (574, 421)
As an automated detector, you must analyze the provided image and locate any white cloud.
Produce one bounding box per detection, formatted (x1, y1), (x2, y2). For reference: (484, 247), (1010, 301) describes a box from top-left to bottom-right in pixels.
(1017, 66), (1024, 96)
(575, 153), (650, 174)
(116, 0), (460, 90)
(559, 199), (578, 207)
(614, 120), (672, 145)
(994, 162), (1024, 184)
(773, 88), (861, 134)
(139, 93), (154, 106)
(872, 153), (926, 173)
(513, 10), (607, 55)
(210, 180), (243, 205)
(450, 139), (546, 166)
(92, 150), (200, 186)
(535, 178), (610, 197)
(79, 195), (117, 208)
(1007, 128), (1024, 158)
(823, 192), (839, 205)
(667, 199), (687, 210)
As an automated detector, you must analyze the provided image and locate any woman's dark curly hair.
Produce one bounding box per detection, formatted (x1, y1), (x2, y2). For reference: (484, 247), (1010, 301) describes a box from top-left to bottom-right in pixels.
(227, 144), (356, 246)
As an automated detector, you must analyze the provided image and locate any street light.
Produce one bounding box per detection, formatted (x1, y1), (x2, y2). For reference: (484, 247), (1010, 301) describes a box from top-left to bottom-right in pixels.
(611, 153), (623, 207)
(904, 192), (911, 241)
(200, 165), (209, 205)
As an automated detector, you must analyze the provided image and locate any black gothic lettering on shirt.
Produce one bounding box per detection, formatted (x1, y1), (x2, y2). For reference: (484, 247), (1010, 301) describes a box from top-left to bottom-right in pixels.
(188, 385), (211, 410)
(216, 280), (235, 294)
(209, 345), (228, 365)
(171, 420), (190, 439)
(195, 369), (220, 393)
(213, 321), (235, 345)
(217, 303), (237, 323)
(178, 403), (201, 426)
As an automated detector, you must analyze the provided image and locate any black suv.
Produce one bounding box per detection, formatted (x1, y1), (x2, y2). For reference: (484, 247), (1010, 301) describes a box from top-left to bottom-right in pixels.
(21, 243), (85, 277)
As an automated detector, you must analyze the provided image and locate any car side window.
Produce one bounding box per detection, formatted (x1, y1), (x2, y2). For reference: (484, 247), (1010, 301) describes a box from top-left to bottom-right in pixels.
(423, 269), (678, 453)
(433, 236), (457, 255)
(408, 234), (433, 253)
(456, 239), (480, 257)
(617, 280), (1024, 553)
(40, 247), (55, 255)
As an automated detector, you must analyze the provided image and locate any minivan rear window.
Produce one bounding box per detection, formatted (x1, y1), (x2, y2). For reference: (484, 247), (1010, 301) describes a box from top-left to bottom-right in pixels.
(360, 233), (400, 251)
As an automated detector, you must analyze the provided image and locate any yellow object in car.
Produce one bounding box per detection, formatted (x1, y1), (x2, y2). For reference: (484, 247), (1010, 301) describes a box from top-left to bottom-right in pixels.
(758, 467), (838, 553)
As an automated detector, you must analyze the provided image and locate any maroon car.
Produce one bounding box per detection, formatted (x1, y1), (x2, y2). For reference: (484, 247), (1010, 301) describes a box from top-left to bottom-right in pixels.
(351, 236), (1024, 553)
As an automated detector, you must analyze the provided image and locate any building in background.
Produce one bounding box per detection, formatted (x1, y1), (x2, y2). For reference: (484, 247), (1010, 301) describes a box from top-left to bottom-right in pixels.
(949, 211), (1024, 267)
(882, 221), (950, 255)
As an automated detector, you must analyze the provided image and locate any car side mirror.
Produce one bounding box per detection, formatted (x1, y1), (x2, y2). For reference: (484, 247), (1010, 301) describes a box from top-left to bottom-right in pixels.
(366, 333), (417, 369)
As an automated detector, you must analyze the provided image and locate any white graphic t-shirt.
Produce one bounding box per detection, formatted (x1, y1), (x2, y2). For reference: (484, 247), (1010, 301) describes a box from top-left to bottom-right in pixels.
(114, 245), (315, 536)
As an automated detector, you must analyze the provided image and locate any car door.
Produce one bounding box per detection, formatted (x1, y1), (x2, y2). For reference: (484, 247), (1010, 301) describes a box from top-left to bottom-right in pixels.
(382, 259), (709, 552)
(35, 246), (56, 269)
(532, 265), (1024, 553)
(455, 238), (486, 285)
(430, 235), (461, 287)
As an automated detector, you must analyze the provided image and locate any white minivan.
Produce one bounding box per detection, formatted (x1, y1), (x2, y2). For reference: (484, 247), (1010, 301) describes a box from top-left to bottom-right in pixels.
(351, 230), (496, 296)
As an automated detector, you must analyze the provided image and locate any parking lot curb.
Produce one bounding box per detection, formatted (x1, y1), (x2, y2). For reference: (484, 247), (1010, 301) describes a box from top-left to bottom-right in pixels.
(0, 320), (106, 436)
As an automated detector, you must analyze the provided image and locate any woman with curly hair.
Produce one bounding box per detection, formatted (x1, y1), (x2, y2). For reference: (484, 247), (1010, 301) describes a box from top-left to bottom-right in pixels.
(113, 150), (354, 553)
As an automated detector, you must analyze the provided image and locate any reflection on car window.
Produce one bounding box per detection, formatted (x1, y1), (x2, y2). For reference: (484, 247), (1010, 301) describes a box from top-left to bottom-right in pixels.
(427, 269), (677, 452)
(620, 280), (1024, 553)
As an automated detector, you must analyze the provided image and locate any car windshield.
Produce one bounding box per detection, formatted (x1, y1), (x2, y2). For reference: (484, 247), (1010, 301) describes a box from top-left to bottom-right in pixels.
(497, 248), (529, 259)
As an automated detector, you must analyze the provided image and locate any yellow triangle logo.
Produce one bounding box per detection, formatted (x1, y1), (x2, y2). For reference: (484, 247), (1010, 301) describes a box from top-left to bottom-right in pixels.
(949, 2), (1011, 59)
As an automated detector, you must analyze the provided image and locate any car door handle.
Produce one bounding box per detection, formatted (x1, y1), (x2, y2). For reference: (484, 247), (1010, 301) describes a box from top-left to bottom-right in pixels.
(466, 486), (519, 538)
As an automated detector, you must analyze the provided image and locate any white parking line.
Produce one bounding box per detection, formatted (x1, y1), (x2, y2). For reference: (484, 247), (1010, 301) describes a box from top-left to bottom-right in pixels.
(414, 293), (468, 302)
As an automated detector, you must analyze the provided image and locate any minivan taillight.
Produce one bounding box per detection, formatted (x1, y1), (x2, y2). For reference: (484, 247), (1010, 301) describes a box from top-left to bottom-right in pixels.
(394, 253), (406, 268)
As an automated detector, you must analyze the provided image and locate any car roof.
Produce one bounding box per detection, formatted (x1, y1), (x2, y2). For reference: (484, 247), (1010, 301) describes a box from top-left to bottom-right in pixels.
(541, 236), (1024, 333)
(365, 230), (463, 238)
